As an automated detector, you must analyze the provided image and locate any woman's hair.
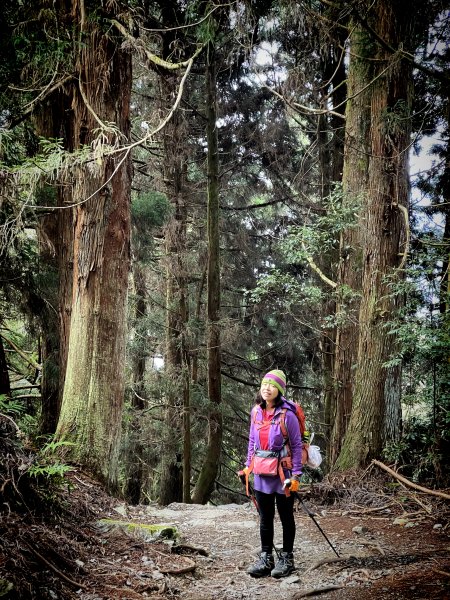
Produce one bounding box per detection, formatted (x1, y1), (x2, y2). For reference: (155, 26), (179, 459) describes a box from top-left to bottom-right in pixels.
(255, 390), (283, 409)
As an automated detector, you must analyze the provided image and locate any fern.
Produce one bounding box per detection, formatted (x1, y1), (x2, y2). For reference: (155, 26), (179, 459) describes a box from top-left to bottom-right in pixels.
(28, 439), (76, 489)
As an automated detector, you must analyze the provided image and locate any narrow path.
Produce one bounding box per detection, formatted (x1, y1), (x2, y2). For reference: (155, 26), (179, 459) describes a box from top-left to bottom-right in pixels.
(132, 500), (449, 600)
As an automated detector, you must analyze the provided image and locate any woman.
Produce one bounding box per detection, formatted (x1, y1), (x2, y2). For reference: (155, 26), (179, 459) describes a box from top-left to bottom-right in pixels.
(240, 369), (302, 578)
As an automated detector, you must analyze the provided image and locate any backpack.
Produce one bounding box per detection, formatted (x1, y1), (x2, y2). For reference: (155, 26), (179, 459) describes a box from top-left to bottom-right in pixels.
(280, 400), (322, 468)
(280, 401), (306, 440)
(252, 400), (308, 464)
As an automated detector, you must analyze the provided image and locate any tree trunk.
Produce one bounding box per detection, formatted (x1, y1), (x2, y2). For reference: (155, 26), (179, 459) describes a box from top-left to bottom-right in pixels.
(55, 7), (132, 491)
(192, 44), (223, 505)
(0, 335), (10, 398)
(328, 22), (372, 464)
(159, 67), (190, 506)
(335, 1), (416, 468)
(316, 33), (347, 463)
(124, 262), (147, 505)
(33, 81), (75, 434)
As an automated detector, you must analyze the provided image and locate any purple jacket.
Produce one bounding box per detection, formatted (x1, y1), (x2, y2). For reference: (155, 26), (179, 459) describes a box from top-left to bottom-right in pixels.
(246, 398), (302, 494)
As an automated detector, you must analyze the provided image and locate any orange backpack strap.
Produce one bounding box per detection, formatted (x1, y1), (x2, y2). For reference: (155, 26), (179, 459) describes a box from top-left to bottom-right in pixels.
(297, 404), (306, 437)
(280, 408), (288, 440)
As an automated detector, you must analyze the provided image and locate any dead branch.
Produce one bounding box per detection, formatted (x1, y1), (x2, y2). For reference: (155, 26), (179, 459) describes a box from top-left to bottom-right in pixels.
(0, 333), (42, 371)
(358, 539), (386, 556)
(172, 543), (208, 556)
(25, 542), (86, 589)
(159, 557), (196, 575)
(433, 569), (450, 578)
(372, 460), (450, 501)
(405, 494), (433, 514)
(346, 502), (395, 514)
(112, 20), (204, 71)
(302, 242), (338, 288)
(293, 585), (344, 598)
(303, 555), (352, 574)
(0, 413), (20, 432)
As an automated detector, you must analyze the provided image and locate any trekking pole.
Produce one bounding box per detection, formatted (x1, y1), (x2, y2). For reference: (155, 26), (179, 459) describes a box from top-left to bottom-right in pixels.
(284, 480), (340, 558)
(239, 473), (280, 559)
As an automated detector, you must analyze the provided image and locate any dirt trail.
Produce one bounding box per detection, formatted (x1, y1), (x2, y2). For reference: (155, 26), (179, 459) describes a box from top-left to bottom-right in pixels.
(88, 487), (450, 600)
(3, 471), (449, 600)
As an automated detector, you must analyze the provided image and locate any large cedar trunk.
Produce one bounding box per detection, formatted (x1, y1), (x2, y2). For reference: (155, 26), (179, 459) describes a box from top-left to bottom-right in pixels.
(192, 45), (222, 505)
(328, 25), (371, 463)
(335, 1), (416, 469)
(55, 7), (132, 490)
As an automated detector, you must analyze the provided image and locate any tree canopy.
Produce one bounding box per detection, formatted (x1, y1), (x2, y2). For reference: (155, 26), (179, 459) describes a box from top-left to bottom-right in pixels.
(0, 0), (449, 505)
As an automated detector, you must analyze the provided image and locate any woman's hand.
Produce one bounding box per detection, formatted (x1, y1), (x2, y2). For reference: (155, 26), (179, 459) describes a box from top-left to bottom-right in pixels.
(283, 474), (300, 492)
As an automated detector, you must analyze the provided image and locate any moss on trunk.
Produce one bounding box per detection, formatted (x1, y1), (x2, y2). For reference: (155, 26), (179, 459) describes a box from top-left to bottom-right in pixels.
(55, 3), (131, 490)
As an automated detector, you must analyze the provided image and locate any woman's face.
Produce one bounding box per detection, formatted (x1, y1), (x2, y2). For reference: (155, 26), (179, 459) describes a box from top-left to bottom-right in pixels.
(260, 382), (278, 405)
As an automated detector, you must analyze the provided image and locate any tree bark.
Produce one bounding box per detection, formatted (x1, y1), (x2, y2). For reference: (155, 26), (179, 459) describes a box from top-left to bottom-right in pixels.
(329, 23), (371, 464)
(335, 1), (417, 468)
(159, 67), (190, 505)
(192, 43), (223, 505)
(33, 77), (75, 433)
(124, 262), (147, 505)
(55, 6), (132, 490)
(315, 29), (347, 462)
(0, 334), (10, 398)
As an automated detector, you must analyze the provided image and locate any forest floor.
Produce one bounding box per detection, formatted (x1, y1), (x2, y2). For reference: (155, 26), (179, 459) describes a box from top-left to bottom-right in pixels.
(1, 468), (450, 600)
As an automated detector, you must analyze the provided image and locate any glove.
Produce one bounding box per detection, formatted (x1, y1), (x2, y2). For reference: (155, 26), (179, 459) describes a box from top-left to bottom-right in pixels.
(283, 475), (300, 493)
(238, 467), (250, 482)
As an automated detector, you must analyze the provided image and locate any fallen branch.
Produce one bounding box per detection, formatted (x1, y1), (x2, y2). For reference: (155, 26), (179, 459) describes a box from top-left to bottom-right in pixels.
(407, 493), (433, 514)
(433, 568), (450, 578)
(358, 539), (386, 556)
(159, 557), (196, 575)
(346, 502), (395, 514)
(303, 555), (351, 574)
(151, 546), (196, 574)
(0, 332), (42, 371)
(372, 460), (450, 501)
(293, 585), (344, 598)
(25, 543), (85, 589)
(172, 543), (208, 556)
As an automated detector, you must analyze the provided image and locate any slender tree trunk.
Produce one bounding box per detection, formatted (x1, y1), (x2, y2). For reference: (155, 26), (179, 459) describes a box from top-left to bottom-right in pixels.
(0, 335), (10, 397)
(439, 97), (450, 318)
(192, 44), (222, 505)
(159, 66), (190, 505)
(335, 1), (416, 468)
(124, 262), (147, 505)
(317, 36), (347, 461)
(55, 7), (132, 490)
(34, 83), (75, 433)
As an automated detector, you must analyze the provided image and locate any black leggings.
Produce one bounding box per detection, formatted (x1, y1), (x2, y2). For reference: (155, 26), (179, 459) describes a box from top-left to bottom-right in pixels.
(254, 490), (296, 554)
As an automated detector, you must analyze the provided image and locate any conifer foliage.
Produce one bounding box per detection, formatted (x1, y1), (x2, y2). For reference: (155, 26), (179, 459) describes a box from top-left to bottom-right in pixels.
(0, 0), (449, 508)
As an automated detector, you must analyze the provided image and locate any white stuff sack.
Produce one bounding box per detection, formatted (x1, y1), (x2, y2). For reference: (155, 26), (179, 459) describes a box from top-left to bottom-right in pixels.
(305, 434), (322, 469)
(306, 445), (322, 469)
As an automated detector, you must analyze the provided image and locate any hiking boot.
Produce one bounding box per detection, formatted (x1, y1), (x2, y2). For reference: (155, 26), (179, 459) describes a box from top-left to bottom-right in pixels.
(247, 552), (275, 577)
(271, 551), (295, 578)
